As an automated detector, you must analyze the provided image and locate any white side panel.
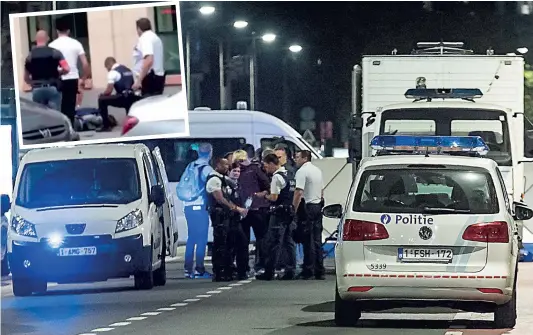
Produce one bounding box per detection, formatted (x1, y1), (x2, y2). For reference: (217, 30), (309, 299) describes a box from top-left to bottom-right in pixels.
(362, 56), (524, 115)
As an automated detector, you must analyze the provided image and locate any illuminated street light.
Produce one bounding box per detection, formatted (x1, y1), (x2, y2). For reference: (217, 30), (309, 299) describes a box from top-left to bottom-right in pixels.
(233, 20), (248, 29)
(199, 5), (215, 15)
(261, 33), (276, 43)
(289, 44), (303, 53)
(517, 47), (529, 54)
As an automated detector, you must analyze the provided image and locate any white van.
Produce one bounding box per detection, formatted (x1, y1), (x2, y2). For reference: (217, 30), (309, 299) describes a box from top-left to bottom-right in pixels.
(121, 108), (322, 244)
(8, 143), (175, 296)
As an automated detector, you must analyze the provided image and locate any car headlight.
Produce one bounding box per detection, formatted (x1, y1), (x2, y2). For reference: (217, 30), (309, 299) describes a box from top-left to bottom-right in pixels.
(116, 209), (143, 233)
(10, 215), (37, 238)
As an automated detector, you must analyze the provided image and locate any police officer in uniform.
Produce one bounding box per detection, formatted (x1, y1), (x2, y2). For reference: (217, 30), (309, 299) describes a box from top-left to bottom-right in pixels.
(255, 153), (297, 281)
(97, 57), (140, 132)
(206, 157), (248, 282)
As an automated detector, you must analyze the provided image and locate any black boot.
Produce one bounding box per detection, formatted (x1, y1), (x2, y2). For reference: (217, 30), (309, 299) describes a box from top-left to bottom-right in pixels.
(256, 271), (274, 281)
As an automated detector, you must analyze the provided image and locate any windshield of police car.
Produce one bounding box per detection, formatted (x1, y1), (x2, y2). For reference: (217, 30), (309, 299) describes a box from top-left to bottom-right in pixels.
(352, 167), (499, 214)
(380, 108), (512, 166)
(16, 158), (142, 209)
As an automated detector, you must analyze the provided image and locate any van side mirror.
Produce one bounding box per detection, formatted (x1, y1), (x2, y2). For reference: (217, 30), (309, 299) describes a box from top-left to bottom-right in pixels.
(513, 202), (533, 221)
(322, 204), (343, 219)
(525, 131), (533, 158)
(150, 185), (166, 207)
(1, 194), (11, 216)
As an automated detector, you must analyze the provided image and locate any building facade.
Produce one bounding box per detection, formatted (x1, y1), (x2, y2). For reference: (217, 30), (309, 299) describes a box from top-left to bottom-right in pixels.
(4, 1), (181, 92)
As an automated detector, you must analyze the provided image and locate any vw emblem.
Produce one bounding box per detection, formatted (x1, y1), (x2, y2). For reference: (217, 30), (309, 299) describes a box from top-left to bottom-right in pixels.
(419, 226), (433, 240)
(39, 128), (52, 138)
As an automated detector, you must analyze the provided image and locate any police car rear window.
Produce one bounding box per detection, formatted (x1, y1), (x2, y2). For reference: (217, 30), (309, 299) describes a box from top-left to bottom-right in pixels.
(352, 168), (499, 215)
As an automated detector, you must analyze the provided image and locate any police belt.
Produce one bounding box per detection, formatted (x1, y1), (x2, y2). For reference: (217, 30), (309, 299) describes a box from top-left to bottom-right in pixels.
(269, 204), (294, 216)
(207, 206), (238, 218)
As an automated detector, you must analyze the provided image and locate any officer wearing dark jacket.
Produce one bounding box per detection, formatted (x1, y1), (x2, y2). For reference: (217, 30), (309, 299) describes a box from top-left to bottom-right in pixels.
(206, 157), (247, 282)
(97, 57), (140, 132)
(255, 153), (297, 281)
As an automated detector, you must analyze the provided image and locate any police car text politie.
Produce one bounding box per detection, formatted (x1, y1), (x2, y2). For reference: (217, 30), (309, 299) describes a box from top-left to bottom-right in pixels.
(380, 213), (433, 225)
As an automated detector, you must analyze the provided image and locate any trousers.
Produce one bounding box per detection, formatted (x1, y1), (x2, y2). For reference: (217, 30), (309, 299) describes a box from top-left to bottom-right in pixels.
(301, 203), (325, 276)
(264, 213), (296, 275)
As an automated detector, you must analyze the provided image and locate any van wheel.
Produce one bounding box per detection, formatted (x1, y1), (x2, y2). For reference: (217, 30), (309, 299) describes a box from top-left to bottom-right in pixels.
(494, 267), (518, 329)
(12, 276), (46, 297)
(335, 283), (361, 327)
(154, 232), (167, 287)
(134, 238), (154, 290)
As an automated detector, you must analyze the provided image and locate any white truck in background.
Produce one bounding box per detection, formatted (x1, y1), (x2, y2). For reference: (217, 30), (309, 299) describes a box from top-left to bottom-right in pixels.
(314, 42), (533, 245)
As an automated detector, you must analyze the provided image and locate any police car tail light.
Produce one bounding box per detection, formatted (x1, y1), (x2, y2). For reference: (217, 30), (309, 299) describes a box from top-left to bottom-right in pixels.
(122, 116), (139, 135)
(370, 135), (489, 156)
(342, 219), (389, 241)
(462, 221), (509, 243)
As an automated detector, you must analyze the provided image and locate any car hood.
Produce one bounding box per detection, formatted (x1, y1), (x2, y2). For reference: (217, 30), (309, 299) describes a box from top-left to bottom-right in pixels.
(20, 98), (68, 131)
(129, 91), (186, 119)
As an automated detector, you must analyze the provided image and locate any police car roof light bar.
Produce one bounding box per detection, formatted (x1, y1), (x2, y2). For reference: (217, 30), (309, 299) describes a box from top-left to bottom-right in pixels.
(370, 135), (489, 157)
(405, 88), (483, 101)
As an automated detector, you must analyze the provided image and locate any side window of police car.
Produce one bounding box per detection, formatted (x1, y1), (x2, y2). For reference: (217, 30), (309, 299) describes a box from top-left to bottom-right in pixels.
(495, 169), (511, 214)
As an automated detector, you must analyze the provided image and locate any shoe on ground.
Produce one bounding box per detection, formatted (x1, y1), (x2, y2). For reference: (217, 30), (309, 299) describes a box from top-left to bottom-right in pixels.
(194, 270), (212, 279)
(279, 272), (295, 280)
(255, 272), (274, 281)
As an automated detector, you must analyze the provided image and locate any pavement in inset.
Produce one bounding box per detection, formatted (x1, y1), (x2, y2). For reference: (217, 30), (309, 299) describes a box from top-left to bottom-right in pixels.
(2, 250), (533, 335)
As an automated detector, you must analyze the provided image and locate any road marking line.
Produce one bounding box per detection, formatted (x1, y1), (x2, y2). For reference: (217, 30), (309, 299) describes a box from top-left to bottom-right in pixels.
(126, 317), (147, 321)
(444, 332), (463, 335)
(157, 307), (176, 311)
(229, 283), (243, 286)
(108, 322), (131, 327)
(196, 294), (211, 298)
(206, 290), (222, 294)
(91, 328), (115, 332)
(184, 298), (200, 302)
(78, 333), (97, 335)
(170, 303), (188, 307)
(239, 280), (252, 284)
(219, 287), (232, 290)
(141, 312), (161, 316)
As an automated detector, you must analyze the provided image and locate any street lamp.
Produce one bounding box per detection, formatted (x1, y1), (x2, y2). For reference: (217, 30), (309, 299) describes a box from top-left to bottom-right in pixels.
(517, 47), (529, 54)
(261, 33), (277, 43)
(199, 5), (215, 15)
(289, 44), (303, 53)
(233, 20), (249, 29)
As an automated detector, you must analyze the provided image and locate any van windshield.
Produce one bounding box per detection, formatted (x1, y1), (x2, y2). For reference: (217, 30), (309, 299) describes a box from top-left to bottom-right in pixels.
(380, 108), (512, 166)
(352, 167), (499, 215)
(16, 158), (141, 209)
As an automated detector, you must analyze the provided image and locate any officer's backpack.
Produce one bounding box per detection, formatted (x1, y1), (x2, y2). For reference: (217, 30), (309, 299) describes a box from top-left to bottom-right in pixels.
(176, 162), (209, 202)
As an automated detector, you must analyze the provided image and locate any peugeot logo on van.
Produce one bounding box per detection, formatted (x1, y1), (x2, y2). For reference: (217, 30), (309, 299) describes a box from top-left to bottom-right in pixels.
(419, 226), (433, 240)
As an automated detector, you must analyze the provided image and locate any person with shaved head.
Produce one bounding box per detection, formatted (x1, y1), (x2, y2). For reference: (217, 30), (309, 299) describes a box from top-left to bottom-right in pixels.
(24, 30), (70, 111)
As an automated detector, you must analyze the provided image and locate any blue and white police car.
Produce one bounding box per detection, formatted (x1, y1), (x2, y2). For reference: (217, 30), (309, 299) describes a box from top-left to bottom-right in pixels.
(323, 135), (533, 328)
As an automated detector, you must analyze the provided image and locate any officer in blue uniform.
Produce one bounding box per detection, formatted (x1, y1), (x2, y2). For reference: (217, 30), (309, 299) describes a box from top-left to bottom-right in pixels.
(255, 153), (297, 281)
(205, 157), (248, 282)
(97, 56), (140, 132)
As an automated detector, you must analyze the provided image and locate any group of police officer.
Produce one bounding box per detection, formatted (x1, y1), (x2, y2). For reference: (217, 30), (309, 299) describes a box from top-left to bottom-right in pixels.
(205, 146), (325, 282)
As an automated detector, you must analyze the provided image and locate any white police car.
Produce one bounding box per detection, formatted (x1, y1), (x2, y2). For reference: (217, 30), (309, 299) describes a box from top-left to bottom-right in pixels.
(323, 135), (533, 328)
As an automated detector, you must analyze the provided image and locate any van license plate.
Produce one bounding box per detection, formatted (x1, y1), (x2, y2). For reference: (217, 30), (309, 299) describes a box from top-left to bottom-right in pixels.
(398, 248), (453, 262)
(59, 247), (97, 257)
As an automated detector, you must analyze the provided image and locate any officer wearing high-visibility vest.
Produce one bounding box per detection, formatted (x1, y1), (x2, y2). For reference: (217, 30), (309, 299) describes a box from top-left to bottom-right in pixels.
(206, 157), (248, 282)
(254, 153), (297, 281)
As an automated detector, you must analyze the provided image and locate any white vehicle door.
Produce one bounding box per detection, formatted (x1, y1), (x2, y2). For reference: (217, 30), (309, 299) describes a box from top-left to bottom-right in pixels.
(152, 147), (178, 257)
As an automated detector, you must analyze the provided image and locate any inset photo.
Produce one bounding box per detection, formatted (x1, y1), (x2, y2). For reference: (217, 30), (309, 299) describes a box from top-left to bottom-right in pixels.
(9, 1), (188, 149)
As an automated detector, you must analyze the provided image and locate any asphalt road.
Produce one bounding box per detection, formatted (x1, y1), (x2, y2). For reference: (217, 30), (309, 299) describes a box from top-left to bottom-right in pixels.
(2, 258), (533, 335)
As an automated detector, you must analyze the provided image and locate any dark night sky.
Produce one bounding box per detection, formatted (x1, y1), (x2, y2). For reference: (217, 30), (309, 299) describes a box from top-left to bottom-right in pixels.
(182, 1), (532, 137)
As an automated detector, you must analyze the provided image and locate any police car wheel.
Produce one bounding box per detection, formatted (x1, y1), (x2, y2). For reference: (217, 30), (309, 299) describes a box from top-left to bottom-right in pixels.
(493, 269), (518, 328)
(334, 283), (361, 327)
(153, 232), (167, 287)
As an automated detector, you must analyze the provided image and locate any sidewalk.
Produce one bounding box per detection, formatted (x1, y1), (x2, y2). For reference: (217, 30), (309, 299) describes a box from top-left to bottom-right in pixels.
(20, 86), (180, 141)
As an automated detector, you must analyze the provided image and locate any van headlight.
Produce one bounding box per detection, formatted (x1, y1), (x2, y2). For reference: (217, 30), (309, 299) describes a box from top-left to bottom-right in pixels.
(10, 216), (37, 238)
(116, 209), (143, 233)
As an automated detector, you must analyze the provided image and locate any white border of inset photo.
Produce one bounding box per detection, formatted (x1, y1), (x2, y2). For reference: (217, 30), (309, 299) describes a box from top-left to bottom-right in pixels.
(9, 1), (189, 150)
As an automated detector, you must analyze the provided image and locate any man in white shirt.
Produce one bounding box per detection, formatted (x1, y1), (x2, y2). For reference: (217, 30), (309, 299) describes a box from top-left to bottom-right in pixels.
(96, 57), (139, 131)
(292, 150), (325, 280)
(255, 153), (297, 281)
(131, 18), (165, 97)
(49, 18), (90, 124)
